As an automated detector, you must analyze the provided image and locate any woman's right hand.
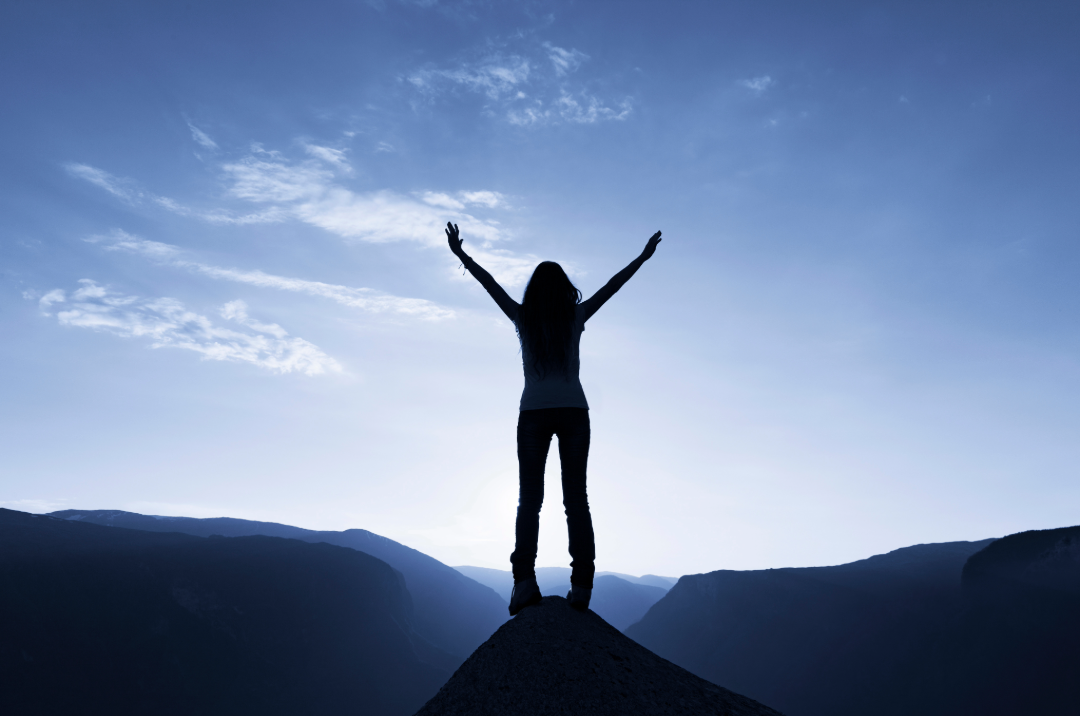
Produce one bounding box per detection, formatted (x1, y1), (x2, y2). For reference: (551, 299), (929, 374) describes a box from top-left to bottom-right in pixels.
(446, 222), (465, 257)
(641, 230), (662, 260)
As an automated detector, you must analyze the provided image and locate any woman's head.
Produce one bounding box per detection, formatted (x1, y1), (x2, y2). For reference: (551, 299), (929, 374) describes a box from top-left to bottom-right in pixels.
(521, 262), (580, 311)
(517, 262), (581, 378)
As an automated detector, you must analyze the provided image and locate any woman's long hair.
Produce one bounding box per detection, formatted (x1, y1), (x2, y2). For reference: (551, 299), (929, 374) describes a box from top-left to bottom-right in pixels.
(517, 261), (582, 379)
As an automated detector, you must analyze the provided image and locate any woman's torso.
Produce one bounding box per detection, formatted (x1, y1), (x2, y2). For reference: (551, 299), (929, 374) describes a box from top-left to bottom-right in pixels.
(516, 304), (589, 411)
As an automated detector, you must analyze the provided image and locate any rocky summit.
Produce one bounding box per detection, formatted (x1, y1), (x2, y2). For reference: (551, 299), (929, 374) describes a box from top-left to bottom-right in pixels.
(414, 596), (783, 716)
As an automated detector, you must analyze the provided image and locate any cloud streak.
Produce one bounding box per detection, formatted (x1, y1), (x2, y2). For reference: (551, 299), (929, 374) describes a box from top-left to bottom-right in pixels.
(208, 150), (537, 285)
(508, 92), (632, 126)
(545, 43), (587, 77)
(66, 163), (140, 202)
(65, 162), (285, 225)
(67, 141), (540, 287)
(739, 75), (774, 95)
(410, 56), (531, 99)
(187, 121), (219, 150)
(40, 281), (341, 376)
(408, 41), (632, 127)
(69, 144), (539, 287)
(93, 230), (457, 320)
(218, 147), (511, 247)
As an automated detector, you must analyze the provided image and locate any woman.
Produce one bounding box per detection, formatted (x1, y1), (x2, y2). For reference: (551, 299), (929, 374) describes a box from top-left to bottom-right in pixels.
(446, 222), (662, 615)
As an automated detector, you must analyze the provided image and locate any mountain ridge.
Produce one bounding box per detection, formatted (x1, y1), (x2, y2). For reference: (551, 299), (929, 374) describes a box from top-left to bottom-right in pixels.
(51, 508), (506, 663)
(628, 531), (1080, 716)
(453, 565), (670, 630)
(627, 539), (997, 715)
(2, 508), (447, 716)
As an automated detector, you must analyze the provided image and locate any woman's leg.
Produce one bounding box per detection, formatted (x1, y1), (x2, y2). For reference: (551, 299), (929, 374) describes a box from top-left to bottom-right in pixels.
(511, 409), (553, 583)
(556, 408), (595, 589)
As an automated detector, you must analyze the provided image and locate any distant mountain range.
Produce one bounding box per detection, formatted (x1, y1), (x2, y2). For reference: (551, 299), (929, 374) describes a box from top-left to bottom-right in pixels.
(1, 508), (446, 716)
(51, 508), (506, 667)
(5, 506), (1076, 714)
(454, 565), (674, 631)
(49, 509), (674, 641)
(628, 527), (1080, 716)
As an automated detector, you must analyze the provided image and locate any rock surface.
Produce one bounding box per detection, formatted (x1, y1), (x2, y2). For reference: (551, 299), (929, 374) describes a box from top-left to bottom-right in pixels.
(414, 596), (783, 716)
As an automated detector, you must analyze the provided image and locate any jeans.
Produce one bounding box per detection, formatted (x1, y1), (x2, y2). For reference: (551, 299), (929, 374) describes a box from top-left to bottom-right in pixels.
(510, 407), (595, 589)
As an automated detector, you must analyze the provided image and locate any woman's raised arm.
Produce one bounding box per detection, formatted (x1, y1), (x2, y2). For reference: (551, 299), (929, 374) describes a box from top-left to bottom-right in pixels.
(446, 222), (519, 321)
(581, 231), (661, 321)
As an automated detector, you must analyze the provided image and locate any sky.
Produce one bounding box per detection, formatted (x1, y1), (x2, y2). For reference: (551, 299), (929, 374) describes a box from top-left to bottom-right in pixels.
(2, 0), (1079, 578)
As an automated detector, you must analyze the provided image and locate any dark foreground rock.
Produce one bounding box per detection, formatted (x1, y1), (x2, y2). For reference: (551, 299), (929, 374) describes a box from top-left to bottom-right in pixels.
(414, 596), (783, 716)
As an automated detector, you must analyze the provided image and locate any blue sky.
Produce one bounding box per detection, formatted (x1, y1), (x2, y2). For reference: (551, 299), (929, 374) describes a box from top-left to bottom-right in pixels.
(2, 0), (1078, 577)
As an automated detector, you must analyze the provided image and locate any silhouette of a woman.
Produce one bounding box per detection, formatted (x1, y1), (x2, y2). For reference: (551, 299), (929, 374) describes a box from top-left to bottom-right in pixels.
(447, 222), (662, 615)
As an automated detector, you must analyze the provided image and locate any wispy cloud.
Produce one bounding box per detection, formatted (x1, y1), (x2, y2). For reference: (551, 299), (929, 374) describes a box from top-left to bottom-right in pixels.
(458, 191), (504, 208)
(217, 150), (520, 274)
(69, 144), (536, 286)
(93, 231), (181, 259)
(70, 151), (508, 248)
(39, 280), (341, 376)
(409, 56), (532, 99)
(420, 190), (507, 211)
(66, 163), (140, 202)
(298, 185), (504, 247)
(65, 162), (284, 225)
(202, 265), (457, 318)
(421, 191), (468, 210)
(508, 92), (632, 126)
(187, 121), (219, 150)
(38, 289), (67, 311)
(739, 75), (774, 95)
(221, 150), (333, 203)
(408, 40), (632, 127)
(92, 230), (457, 320)
(303, 143), (352, 172)
(545, 43), (587, 77)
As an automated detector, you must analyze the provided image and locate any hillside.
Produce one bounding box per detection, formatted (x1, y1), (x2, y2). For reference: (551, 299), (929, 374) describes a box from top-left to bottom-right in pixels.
(627, 539), (996, 715)
(51, 509), (506, 663)
(1, 509), (447, 716)
(628, 530), (1080, 716)
(902, 525), (1080, 715)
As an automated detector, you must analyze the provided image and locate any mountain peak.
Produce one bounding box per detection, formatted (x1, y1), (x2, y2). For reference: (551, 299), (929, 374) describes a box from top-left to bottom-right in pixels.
(414, 596), (781, 716)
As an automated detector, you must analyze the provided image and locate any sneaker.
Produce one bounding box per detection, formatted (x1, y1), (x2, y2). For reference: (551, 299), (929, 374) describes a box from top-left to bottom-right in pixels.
(509, 578), (541, 616)
(566, 584), (592, 611)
